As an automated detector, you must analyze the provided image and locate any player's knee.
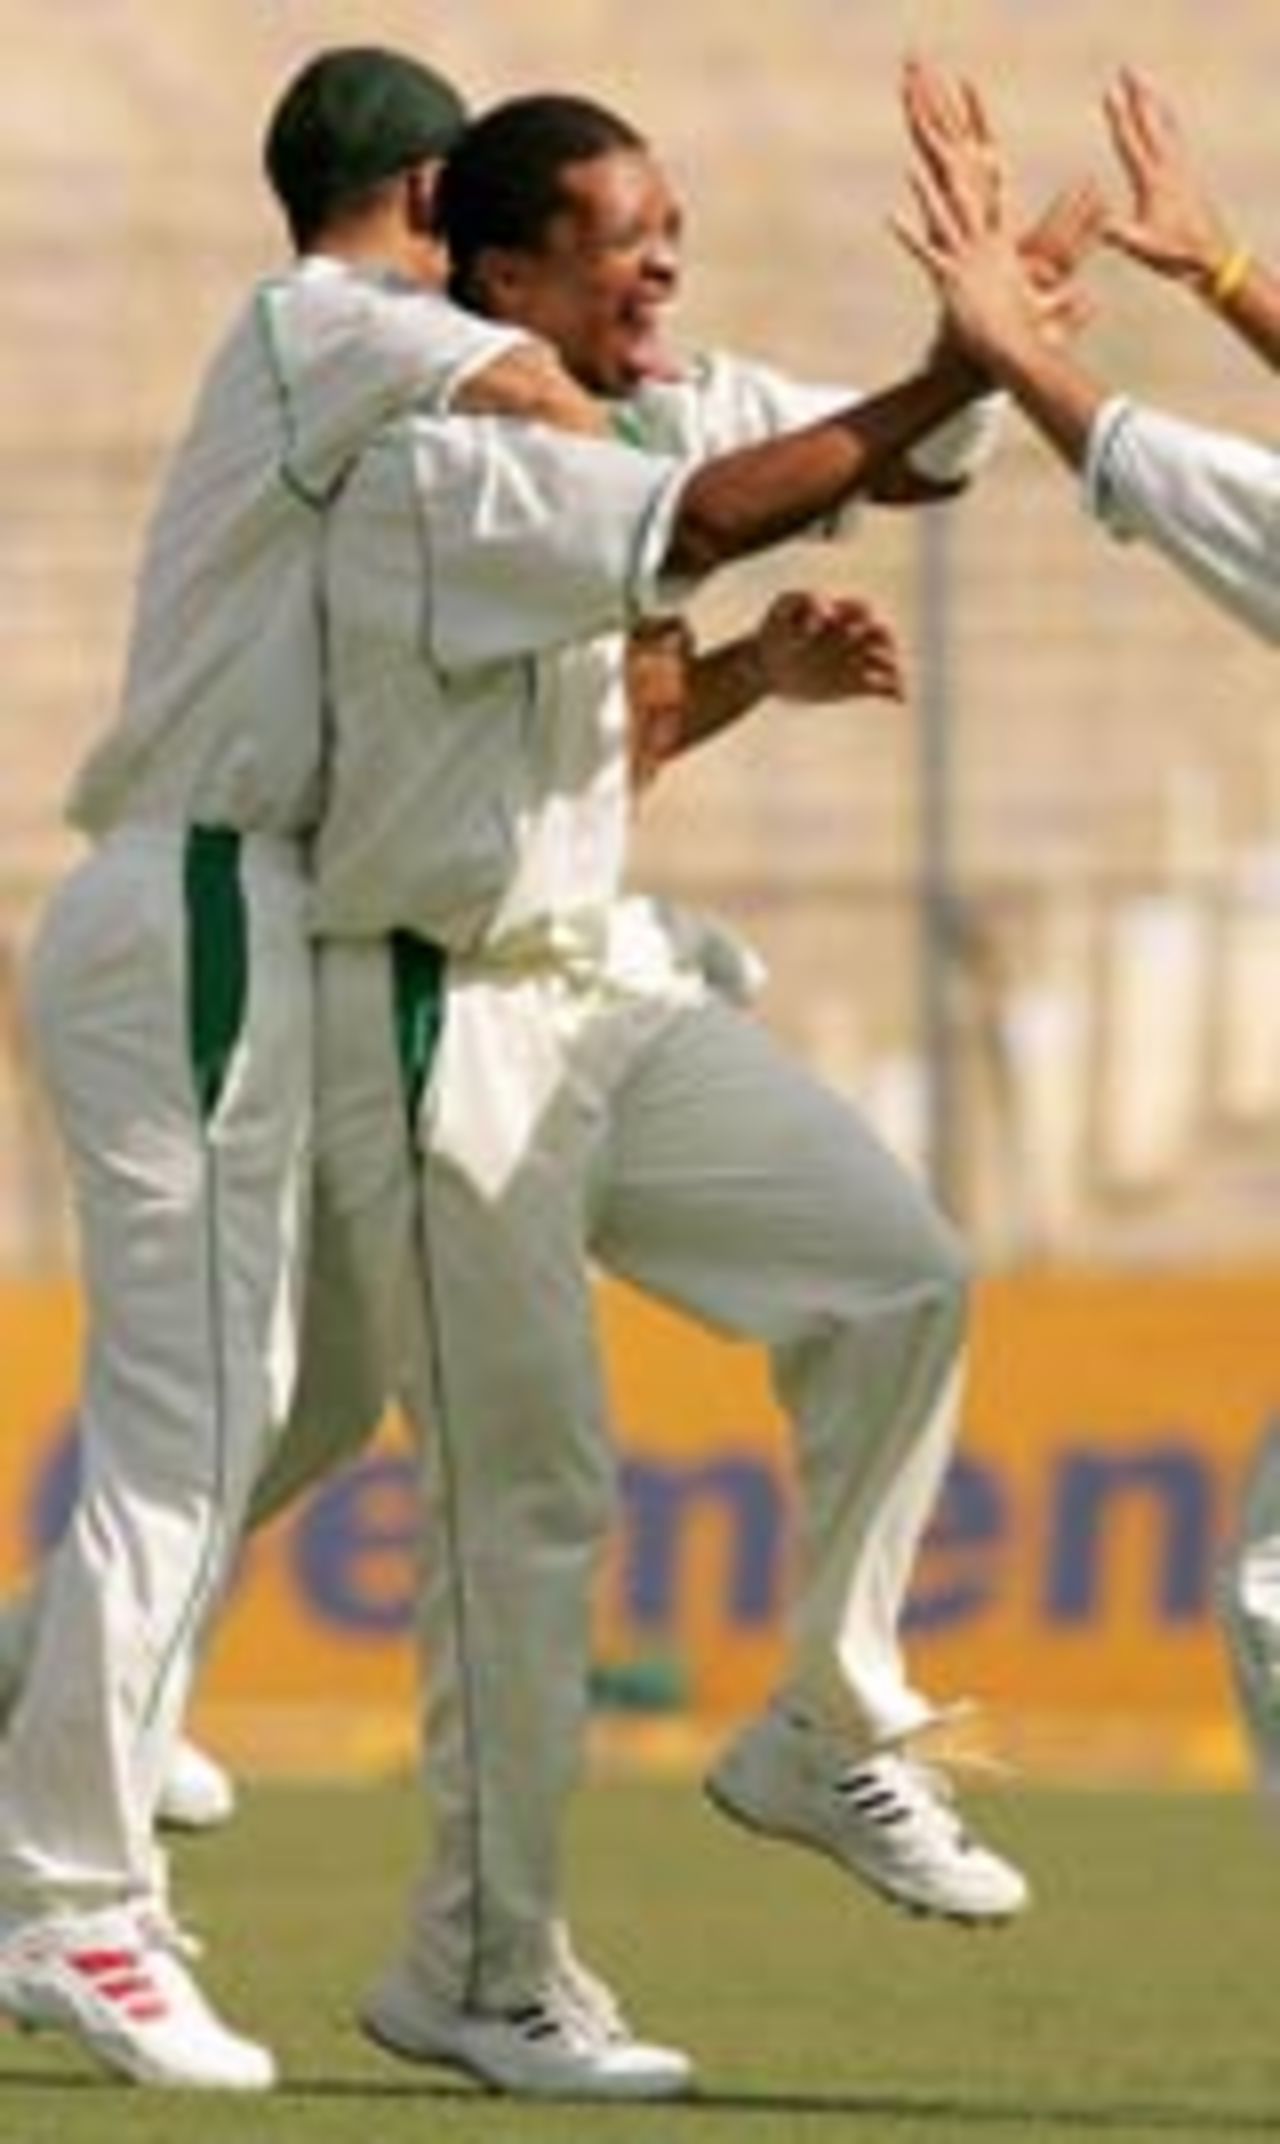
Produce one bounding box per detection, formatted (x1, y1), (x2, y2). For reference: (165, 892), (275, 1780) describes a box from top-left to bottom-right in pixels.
(876, 1191), (973, 1319)
(883, 1215), (972, 1372)
(926, 1212), (974, 1309)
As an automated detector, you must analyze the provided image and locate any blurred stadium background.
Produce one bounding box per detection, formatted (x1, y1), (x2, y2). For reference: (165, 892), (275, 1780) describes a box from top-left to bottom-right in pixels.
(3, 0), (1280, 1787)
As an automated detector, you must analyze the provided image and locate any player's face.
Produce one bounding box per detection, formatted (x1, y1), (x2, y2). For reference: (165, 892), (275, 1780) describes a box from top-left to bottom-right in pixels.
(495, 148), (683, 395)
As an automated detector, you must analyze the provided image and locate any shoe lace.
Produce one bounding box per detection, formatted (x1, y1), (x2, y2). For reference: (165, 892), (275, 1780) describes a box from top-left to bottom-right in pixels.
(505, 1993), (597, 2050)
(129, 1842), (205, 1962)
(548, 1922), (629, 2042)
(834, 1719), (1028, 1872)
(133, 1899), (205, 1962)
(886, 1699), (1020, 1783)
(835, 1750), (958, 1833)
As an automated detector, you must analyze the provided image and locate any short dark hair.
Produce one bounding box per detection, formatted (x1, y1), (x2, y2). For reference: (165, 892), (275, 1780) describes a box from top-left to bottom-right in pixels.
(264, 46), (469, 251)
(434, 94), (647, 305)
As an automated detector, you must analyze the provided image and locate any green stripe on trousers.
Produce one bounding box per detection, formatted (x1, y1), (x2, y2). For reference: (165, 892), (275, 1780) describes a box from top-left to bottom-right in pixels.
(184, 826), (248, 1120)
(391, 929), (446, 1138)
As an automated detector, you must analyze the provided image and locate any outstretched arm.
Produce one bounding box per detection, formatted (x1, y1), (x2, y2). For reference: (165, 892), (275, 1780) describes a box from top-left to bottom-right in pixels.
(666, 347), (995, 572)
(896, 56), (1280, 646)
(1102, 69), (1280, 373)
(629, 590), (906, 792)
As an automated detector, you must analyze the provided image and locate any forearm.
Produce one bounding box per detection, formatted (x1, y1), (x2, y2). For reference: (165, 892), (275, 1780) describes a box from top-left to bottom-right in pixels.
(671, 635), (769, 758)
(1200, 250), (1280, 374)
(627, 628), (765, 790)
(667, 352), (986, 573)
(976, 333), (1108, 475)
(875, 368), (1006, 502)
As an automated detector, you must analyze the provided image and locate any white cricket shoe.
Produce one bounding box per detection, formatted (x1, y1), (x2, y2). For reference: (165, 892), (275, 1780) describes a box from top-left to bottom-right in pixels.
(156, 1739), (236, 1833)
(1219, 1426), (1280, 1794)
(706, 1705), (1029, 1925)
(0, 1902), (275, 2089)
(359, 1959), (693, 2100)
(547, 1920), (628, 2042)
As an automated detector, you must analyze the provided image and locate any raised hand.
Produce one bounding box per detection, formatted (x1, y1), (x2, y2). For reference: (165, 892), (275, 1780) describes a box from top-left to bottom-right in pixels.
(903, 56), (1105, 286)
(902, 54), (1007, 234)
(1021, 177), (1109, 294)
(895, 57), (1094, 372)
(1102, 69), (1231, 287)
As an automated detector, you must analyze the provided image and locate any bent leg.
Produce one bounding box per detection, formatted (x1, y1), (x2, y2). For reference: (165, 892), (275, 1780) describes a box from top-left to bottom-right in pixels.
(593, 996), (970, 1745)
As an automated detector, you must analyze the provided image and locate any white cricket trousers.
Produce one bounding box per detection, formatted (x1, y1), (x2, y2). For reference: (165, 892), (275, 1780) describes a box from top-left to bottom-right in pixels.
(0, 824), (311, 1912)
(313, 936), (969, 2013)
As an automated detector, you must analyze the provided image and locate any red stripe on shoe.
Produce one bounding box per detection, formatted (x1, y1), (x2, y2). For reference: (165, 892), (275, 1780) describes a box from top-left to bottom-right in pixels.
(68, 1949), (140, 1974)
(67, 1948), (169, 2018)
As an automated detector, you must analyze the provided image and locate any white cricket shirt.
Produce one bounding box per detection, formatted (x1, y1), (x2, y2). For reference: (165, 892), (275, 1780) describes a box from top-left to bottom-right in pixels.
(312, 414), (690, 951)
(313, 345), (1001, 964)
(69, 258), (528, 840)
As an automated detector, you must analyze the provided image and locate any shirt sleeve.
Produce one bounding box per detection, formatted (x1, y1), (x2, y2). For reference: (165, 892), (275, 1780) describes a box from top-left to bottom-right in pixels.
(1084, 395), (1280, 644)
(406, 417), (692, 671)
(264, 272), (531, 503)
(906, 394), (1006, 483)
(631, 351), (853, 454)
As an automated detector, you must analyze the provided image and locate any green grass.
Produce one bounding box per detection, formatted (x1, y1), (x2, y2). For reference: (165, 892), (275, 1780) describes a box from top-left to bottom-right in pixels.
(1, 1779), (1279, 2140)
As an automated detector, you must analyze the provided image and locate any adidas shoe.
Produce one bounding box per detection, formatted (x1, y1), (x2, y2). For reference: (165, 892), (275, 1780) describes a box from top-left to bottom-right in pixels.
(359, 1960), (692, 2099)
(0, 1902), (274, 2089)
(706, 1706), (1029, 1924)
(156, 1738), (236, 1834)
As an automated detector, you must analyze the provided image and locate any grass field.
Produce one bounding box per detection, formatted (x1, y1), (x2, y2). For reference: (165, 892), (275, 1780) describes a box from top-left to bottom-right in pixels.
(1, 1777), (1278, 2142)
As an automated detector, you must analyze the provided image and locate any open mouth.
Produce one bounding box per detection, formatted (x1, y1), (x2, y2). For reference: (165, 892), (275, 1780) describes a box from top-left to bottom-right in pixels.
(618, 296), (679, 382)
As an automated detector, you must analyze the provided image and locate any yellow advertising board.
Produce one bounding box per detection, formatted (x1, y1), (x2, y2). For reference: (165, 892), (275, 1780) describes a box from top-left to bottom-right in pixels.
(0, 1270), (1272, 1783)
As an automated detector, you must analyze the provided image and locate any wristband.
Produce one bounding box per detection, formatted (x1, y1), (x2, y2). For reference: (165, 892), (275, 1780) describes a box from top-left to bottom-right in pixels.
(1206, 243), (1252, 307)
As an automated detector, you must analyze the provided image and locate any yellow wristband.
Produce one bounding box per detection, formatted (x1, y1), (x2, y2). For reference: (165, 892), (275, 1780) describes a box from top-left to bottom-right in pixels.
(1206, 243), (1252, 307)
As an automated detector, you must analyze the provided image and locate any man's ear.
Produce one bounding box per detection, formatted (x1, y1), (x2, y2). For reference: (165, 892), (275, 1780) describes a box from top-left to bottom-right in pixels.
(404, 162), (442, 236)
(468, 247), (532, 318)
